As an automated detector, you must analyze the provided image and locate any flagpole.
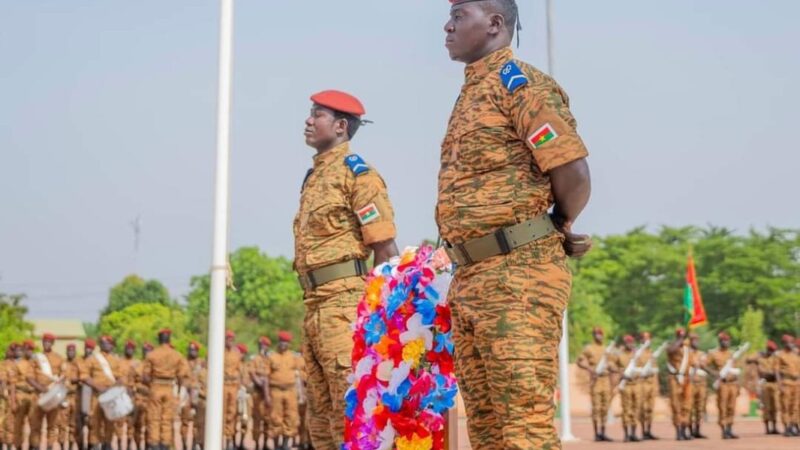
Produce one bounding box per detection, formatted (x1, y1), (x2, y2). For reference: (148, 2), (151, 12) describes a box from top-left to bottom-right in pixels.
(545, 0), (577, 442)
(205, 0), (234, 448)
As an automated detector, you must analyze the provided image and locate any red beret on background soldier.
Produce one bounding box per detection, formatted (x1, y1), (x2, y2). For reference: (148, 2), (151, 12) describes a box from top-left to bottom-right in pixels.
(295, 88), (400, 449)
(438, 1), (592, 448)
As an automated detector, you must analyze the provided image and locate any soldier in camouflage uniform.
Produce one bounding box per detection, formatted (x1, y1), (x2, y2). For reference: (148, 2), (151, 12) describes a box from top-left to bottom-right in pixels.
(688, 332), (709, 439)
(61, 344), (82, 450)
(439, 1), (592, 448)
(776, 334), (800, 436)
(0, 344), (15, 450)
(28, 332), (65, 450)
(294, 89), (399, 450)
(666, 328), (693, 440)
(576, 327), (614, 442)
(635, 332), (659, 440)
(247, 337), (270, 450)
(615, 335), (642, 442)
(181, 342), (204, 450)
(749, 340), (780, 435)
(706, 331), (743, 439)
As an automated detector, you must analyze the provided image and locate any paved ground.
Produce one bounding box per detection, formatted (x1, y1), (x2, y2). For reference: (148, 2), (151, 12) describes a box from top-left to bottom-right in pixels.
(453, 416), (799, 450)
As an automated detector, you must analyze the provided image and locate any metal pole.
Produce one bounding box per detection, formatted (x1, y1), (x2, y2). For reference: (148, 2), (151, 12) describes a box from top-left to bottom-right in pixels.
(205, 0), (234, 448)
(546, 0), (577, 442)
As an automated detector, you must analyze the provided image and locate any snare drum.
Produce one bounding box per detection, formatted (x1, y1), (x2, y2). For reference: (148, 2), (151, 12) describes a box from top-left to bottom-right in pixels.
(37, 382), (67, 412)
(98, 386), (134, 420)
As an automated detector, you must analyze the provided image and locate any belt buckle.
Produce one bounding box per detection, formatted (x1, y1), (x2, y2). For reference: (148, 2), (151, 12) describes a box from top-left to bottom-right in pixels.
(298, 273), (315, 291)
(494, 228), (512, 255)
(443, 241), (470, 266)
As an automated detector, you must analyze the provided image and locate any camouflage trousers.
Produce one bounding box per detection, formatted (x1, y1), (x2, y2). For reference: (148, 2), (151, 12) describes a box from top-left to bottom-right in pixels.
(690, 380), (707, 425)
(620, 383), (641, 427)
(223, 383), (238, 439)
(668, 376), (692, 426)
(761, 381), (779, 422)
(590, 376), (612, 425)
(14, 391), (34, 448)
(30, 401), (62, 447)
(450, 241), (571, 450)
(716, 381), (738, 427)
(302, 277), (361, 450)
(269, 386), (299, 437)
(780, 380), (799, 426)
(638, 376), (657, 426)
(251, 391), (269, 442)
(147, 383), (177, 445)
(194, 400), (206, 446)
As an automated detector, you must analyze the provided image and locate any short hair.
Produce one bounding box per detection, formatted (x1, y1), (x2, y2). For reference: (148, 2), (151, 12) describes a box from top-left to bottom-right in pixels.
(333, 111), (362, 140)
(481, 0), (519, 36)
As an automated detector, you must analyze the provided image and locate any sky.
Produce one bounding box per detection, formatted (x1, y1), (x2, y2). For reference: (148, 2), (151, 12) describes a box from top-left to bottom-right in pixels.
(1, 0), (798, 320)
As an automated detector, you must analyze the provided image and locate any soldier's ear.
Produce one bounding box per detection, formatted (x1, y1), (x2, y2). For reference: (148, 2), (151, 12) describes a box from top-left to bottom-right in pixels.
(487, 12), (505, 37)
(334, 117), (349, 137)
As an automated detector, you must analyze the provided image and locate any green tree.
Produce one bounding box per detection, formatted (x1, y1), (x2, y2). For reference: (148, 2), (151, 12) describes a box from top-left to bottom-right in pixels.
(97, 303), (197, 353)
(0, 292), (34, 352)
(103, 274), (173, 316)
(735, 306), (767, 351)
(186, 246), (304, 347)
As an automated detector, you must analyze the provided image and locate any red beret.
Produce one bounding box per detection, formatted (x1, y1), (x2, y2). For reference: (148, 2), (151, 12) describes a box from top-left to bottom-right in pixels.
(278, 331), (293, 342)
(718, 331), (730, 340)
(226, 330), (235, 339)
(639, 331), (651, 341)
(236, 343), (248, 354)
(675, 327), (686, 337)
(159, 328), (172, 336)
(125, 340), (136, 349)
(100, 335), (114, 344)
(84, 339), (96, 349)
(766, 340), (778, 351)
(310, 90), (365, 117)
(143, 342), (154, 351)
(592, 327), (604, 335)
(623, 335), (634, 344)
(259, 336), (272, 346)
(42, 332), (56, 342)
(8, 342), (19, 350)
(782, 334), (794, 344)
(23, 340), (35, 350)
(67, 343), (76, 350)
(188, 341), (201, 350)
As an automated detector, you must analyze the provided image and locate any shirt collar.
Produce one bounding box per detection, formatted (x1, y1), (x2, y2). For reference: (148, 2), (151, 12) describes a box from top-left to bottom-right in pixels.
(313, 141), (350, 168)
(465, 47), (514, 83)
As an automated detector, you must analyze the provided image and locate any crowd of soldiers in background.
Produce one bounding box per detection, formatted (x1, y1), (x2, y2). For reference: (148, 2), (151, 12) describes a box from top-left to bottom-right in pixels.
(0, 329), (310, 450)
(578, 327), (800, 443)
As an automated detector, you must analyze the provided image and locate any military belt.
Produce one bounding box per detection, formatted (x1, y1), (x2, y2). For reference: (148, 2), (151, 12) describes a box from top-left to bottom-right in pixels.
(444, 213), (556, 267)
(269, 383), (295, 391)
(298, 259), (368, 291)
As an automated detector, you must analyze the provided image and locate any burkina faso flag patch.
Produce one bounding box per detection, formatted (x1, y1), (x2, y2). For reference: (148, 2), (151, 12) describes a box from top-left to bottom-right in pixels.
(528, 123), (559, 149)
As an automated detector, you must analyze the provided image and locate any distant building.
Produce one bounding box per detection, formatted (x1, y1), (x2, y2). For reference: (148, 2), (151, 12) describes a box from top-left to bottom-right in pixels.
(31, 319), (86, 354)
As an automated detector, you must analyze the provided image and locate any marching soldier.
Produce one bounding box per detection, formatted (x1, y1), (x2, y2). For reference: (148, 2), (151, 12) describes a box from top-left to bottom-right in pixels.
(265, 332), (302, 450)
(143, 329), (189, 450)
(706, 331), (744, 439)
(130, 343), (153, 450)
(751, 340), (781, 435)
(28, 332), (65, 450)
(223, 331), (243, 450)
(776, 334), (799, 436)
(688, 332), (709, 439)
(187, 343), (207, 450)
(576, 327), (615, 441)
(439, 1), (592, 448)
(181, 342), (204, 450)
(115, 341), (138, 450)
(0, 344), (17, 450)
(77, 338), (96, 450)
(666, 328), (693, 440)
(295, 86), (399, 450)
(235, 343), (251, 450)
(247, 337), (270, 450)
(615, 335), (642, 442)
(82, 336), (125, 450)
(635, 332), (659, 440)
(11, 341), (36, 450)
(62, 344), (81, 450)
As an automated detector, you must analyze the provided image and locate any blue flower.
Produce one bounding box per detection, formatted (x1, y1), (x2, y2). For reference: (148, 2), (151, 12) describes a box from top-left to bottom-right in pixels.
(413, 297), (437, 326)
(385, 283), (408, 319)
(434, 331), (454, 354)
(421, 374), (458, 414)
(363, 313), (386, 346)
(344, 387), (358, 420)
(383, 378), (412, 412)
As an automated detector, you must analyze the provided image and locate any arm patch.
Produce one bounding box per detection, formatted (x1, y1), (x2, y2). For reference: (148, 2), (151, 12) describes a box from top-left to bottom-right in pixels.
(500, 61), (528, 93)
(345, 154), (370, 176)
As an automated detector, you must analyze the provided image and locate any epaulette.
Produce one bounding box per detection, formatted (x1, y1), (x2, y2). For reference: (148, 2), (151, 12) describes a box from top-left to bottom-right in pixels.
(345, 154), (370, 176)
(499, 60), (528, 93)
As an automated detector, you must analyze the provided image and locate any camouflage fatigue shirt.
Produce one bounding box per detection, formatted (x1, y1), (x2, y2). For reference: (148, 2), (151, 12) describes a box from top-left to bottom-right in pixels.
(775, 349), (800, 380)
(437, 47), (588, 244)
(577, 343), (611, 376)
(293, 141), (397, 276)
(143, 344), (189, 385)
(31, 350), (65, 387)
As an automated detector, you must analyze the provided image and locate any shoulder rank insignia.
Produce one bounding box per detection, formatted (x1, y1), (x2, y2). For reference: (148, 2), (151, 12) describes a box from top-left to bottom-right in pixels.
(345, 154), (370, 176)
(500, 61), (528, 93)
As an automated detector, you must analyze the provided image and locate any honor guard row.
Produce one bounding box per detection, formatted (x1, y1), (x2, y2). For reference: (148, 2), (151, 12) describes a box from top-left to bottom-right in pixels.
(0, 328), (309, 450)
(578, 326), (800, 443)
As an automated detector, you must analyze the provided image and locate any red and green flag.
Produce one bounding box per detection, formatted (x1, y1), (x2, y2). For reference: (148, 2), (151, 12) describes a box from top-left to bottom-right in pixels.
(684, 252), (708, 328)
